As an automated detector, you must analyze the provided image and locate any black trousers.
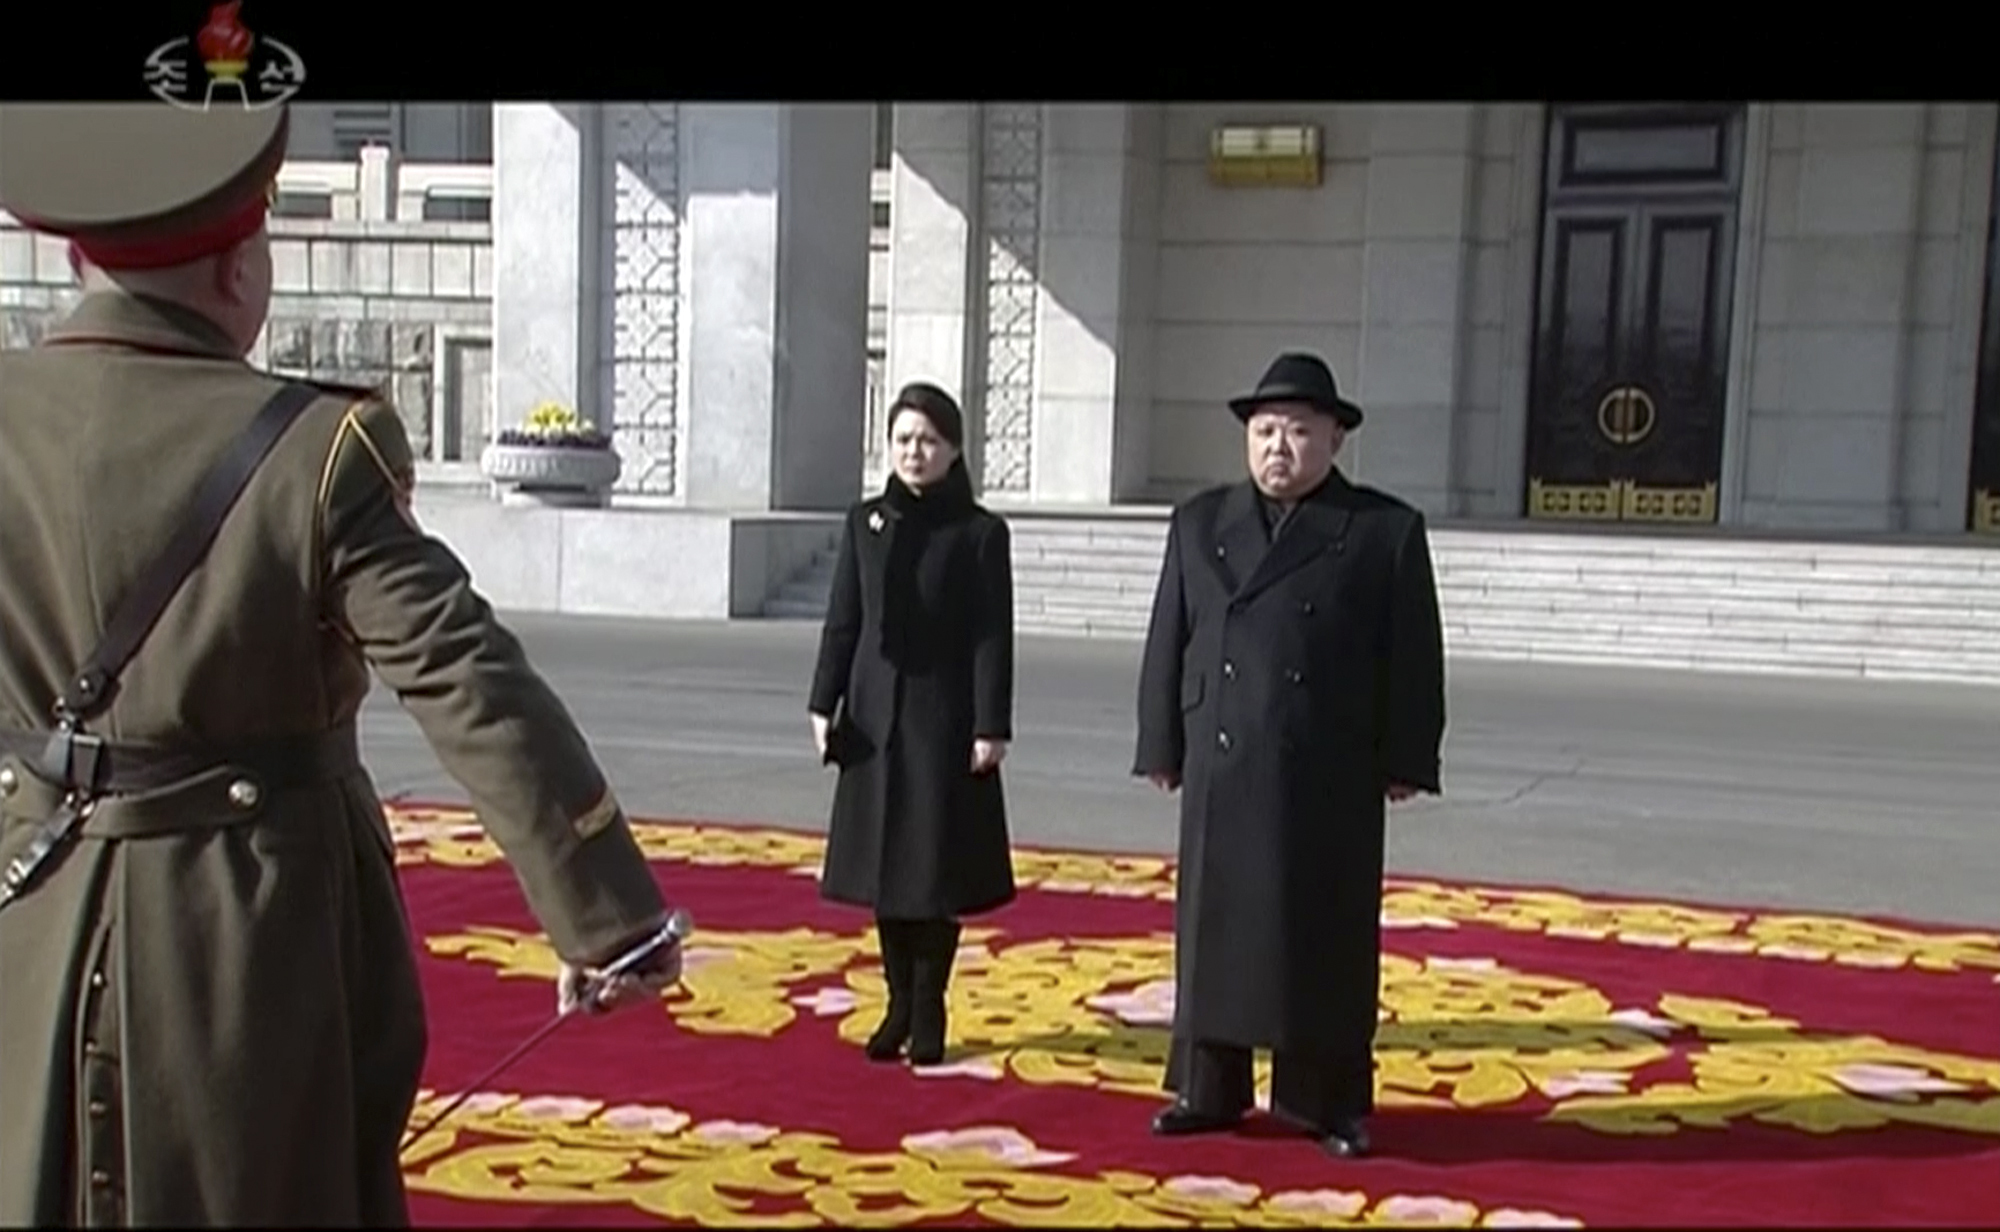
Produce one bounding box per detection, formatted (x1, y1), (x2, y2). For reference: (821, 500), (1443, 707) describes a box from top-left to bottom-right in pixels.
(1165, 1032), (1374, 1129)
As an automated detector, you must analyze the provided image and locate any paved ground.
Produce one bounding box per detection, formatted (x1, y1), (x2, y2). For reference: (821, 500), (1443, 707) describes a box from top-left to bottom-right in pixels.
(359, 613), (2000, 929)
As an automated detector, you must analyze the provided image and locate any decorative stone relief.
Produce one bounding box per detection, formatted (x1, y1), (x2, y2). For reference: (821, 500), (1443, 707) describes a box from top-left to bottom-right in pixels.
(262, 317), (436, 457)
(605, 103), (683, 498)
(977, 104), (1043, 494)
(0, 285), (80, 352)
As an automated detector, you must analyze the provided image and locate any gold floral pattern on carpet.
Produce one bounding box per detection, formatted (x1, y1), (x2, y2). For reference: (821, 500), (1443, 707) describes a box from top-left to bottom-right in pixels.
(423, 924), (2000, 1137)
(387, 805), (2000, 976)
(398, 1093), (1586, 1227)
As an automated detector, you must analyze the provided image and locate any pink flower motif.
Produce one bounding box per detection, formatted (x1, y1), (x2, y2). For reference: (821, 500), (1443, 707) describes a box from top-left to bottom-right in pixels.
(1162, 1175), (1259, 1206)
(512, 1096), (601, 1121)
(1086, 980), (1175, 1026)
(679, 946), (730, 972)
(1606, 1008), (1677, 1037)
(1484, 1210), (1584, 1227)
(1377, 1195), (1479, 1223)
(599, 1104), (691, 1134)
(1268, 1190), (1367, 1218)
(413, 1090), (514, 1119)
(1756, 944), (1831, 962)
(1541, 1071), (1630, 1098)
(903, 1126), (1075, 1167)
(1615, 931), (1685, 948)
(692, 1120), (779, 1145)
(791, 987), (858, 1017)
(1829, 1064), (1968, 1096)
(458, 1092), (515, 1115)
(1687, 936), (1758, 953)
(1834, 952), (1908, 969)
(911, 1059), (1005, 1081)
(1092, 883), (1158, 897)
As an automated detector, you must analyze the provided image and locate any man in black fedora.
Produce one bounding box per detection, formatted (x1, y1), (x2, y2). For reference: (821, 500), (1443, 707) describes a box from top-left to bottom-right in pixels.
(1132, 350), (1448, 1159)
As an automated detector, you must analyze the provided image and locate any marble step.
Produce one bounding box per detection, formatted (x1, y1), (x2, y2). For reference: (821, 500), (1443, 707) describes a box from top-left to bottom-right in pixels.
(758, 516), (2000, 684)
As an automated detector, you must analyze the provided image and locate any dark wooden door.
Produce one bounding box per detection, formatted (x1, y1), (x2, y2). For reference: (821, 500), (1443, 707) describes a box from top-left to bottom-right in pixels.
(1968, 144), (2000, 535)
(1525, 104), (1743, 524)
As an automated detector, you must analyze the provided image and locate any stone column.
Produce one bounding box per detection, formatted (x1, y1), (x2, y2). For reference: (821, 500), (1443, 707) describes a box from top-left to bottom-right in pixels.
(883, 104), (982, 479)
(491, 103), (602, 439)
(1347, 105), (1481, 517)
(905, 103), (1162, 508)
(674, 103), (874, 511)
(492, 102), (874, 511)
(1024, 103), (1162, 506)
(598, 102), (682, 499)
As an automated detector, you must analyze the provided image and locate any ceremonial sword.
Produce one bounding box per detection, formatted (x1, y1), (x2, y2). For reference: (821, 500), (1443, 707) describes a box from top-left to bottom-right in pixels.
(398, 906), (693, 1154)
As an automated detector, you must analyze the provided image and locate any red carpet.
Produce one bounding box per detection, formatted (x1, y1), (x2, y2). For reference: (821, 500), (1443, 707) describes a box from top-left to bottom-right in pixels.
(388, 803), (2000, 1228)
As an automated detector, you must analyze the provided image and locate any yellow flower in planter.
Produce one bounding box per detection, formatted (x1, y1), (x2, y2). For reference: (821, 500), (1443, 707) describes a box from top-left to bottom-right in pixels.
(525, 401), (584, 436)
(497, 401), (611, 451)
(482, 396), (623, 505)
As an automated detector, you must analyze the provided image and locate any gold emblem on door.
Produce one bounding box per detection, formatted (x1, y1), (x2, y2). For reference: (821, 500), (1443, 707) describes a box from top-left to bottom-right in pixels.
(1596, 385), (1657, 446)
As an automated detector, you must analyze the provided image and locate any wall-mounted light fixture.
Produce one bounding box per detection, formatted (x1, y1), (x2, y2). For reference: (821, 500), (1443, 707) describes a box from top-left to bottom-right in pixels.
(1207, 124), (1323, 188)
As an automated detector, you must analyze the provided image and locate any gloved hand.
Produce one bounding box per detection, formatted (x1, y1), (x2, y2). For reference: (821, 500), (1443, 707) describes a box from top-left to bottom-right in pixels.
(556, 912), (687, 1015)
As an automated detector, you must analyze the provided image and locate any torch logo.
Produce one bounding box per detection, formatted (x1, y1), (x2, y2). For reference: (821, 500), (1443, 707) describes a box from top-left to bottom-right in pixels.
(143, 3), (305, 112)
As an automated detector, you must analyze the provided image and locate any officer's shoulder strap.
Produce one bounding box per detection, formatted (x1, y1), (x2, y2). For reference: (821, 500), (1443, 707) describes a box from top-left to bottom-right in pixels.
(54, 381), (322, 724)
(299, 376), (387, 402)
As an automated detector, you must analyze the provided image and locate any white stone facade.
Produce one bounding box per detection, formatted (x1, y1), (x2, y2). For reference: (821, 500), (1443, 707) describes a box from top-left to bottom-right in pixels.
(887, 102), (2000, 537)
(6, 101), (1998, 633)
(489, 103), (875, 513)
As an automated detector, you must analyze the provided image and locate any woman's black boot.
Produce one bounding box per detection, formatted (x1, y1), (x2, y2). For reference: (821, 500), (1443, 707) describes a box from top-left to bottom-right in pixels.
(864, 918), (914, 1061)
(905, 918), (961, 1067)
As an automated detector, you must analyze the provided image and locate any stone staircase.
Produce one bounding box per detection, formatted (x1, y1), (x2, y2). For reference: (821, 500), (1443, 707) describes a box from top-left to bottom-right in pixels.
(762, 544), (841, 620)
(761, 514), (2000, 687)
(1427, 531), (2000, 683)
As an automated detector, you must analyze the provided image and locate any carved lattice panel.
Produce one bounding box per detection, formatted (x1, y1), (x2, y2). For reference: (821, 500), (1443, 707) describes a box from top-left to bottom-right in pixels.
(978, 104), (1042, 494)
(607, 103), (682, 497)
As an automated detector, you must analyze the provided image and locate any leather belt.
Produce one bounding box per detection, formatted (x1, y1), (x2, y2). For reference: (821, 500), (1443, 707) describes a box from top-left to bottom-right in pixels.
(0, 723), (361, 841)
(0, 381), (323, 911)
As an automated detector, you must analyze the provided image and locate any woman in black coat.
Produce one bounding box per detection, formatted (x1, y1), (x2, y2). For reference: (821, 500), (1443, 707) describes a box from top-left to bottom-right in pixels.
(807, 381), (1017, 1067)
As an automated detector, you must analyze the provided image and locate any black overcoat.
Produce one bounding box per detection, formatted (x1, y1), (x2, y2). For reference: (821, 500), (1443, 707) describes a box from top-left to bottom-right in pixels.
(1133, 470), (1447, 1075)
(808, 463), (1018, 920)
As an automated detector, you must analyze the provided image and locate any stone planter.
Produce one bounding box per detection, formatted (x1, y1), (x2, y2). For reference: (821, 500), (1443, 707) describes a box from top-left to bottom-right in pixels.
(479, 442), (622, 508)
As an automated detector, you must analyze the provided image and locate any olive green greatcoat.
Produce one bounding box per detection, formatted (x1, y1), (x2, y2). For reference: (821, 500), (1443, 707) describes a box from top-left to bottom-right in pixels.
(0, 291), (669, 1227)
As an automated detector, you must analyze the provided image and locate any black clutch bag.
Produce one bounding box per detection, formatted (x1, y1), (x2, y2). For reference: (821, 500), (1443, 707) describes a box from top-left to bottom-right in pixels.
(822, 715), (862, 768)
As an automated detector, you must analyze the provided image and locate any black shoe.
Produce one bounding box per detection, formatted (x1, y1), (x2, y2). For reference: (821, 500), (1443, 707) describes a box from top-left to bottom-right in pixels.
(906, 987), (946, 1066)
(1315, 1116), (1370, 1158)
(1151, 1100), (1243, 1136)
(863, 1004), (911, 1061)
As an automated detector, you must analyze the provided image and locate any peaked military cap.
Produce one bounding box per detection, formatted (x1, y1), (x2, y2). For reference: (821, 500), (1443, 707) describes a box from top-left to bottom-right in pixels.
(0, 102), (287, 270)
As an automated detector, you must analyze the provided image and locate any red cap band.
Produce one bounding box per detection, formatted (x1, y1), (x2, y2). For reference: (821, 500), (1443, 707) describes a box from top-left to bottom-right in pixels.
(67, 189), (272, 271)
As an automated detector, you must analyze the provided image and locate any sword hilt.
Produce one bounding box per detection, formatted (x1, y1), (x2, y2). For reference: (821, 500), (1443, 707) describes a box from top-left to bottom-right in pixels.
(397, 905), (694, 1156)
(586, 907), (694, 992)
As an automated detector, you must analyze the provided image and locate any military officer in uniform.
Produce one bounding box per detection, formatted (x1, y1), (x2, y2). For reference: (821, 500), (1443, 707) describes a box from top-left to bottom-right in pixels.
(0, 103), (684, 1225)
(1133, 352), (1448, 1160)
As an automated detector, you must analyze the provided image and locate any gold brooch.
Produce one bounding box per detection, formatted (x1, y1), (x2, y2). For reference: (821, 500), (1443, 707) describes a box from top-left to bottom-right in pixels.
(868, 510), (885, 534)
